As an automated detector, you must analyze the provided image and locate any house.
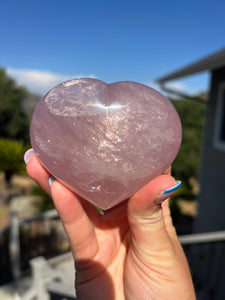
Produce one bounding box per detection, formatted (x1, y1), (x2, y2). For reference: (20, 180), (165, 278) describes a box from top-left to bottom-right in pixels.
(156, 47), (225, 233)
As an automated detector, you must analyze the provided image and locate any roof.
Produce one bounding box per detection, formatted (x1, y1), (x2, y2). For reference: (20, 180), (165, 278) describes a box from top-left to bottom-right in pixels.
(157, 47), (225, 83)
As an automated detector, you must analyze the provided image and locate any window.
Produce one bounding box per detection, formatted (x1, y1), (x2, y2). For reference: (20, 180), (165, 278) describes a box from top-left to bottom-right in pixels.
(214, 81), (225, 151)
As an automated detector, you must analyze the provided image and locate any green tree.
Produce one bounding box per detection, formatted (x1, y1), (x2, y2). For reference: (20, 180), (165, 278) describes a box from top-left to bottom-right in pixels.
(0, 138), (29, 185)
(0, 68), (29, 143)
(171, 98), (206, 199)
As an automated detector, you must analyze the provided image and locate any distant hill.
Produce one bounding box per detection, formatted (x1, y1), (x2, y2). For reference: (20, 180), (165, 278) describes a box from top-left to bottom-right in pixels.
(23, 92), (42, 118)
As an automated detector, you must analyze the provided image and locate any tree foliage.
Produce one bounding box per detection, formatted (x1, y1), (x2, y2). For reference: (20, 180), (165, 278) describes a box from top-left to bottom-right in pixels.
(0, 68), (29, 143)
(171, 98), (206, 199)
(0, 138), (29, 184)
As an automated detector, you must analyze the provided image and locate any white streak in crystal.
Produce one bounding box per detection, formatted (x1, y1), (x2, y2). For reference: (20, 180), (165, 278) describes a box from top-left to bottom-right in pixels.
(63, 80), (79, 87)
(91, 102), (125, 110)
(63, 79), (89, 87)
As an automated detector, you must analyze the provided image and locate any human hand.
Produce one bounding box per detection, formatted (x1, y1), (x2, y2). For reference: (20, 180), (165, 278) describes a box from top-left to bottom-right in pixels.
(25, 151), (195, 300)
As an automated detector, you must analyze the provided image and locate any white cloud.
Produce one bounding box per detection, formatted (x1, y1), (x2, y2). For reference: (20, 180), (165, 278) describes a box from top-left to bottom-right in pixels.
(147, 80), (187, 94)
(6, 68), (97, 95)
(164, 81), (188, 92)
(146, 80), (198, 99)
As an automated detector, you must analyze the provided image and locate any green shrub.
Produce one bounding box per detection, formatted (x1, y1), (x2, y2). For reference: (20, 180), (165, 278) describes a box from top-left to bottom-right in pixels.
(32, 185), (54, 212)
(170, 99), (206, 205)
(0, 138), (29, 183)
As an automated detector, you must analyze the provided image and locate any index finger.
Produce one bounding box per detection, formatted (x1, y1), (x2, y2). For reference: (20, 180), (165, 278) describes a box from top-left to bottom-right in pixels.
(50, 180), (98, 261)
(25, 150), (98, 261)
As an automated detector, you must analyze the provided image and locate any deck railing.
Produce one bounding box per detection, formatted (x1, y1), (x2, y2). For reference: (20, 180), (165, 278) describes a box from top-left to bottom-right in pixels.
(179, 231), (225, 300)
(0, 209), (70, 285)
(1, 210), (225, 299)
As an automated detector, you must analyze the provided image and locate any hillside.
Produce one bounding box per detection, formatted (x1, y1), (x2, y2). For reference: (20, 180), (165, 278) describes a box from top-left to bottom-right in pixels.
(23, 92), (41, 117)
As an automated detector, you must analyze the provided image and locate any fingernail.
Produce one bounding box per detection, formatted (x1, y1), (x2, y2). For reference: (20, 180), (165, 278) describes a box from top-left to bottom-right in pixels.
(155, 180), (182, 205)
(48, 176), (55, 187)
(94, 205), (105, 215)
(24, 148), (35, 164)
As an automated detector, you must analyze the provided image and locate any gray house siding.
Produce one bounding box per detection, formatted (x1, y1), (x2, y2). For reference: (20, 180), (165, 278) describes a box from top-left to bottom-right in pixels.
(195, 66), (225, 232)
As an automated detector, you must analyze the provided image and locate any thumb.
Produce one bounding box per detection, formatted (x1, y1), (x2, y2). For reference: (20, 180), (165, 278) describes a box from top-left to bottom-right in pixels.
(127, 175), (181, 256)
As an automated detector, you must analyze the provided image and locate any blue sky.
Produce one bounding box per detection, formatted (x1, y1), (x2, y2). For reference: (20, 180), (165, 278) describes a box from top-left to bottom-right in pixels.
(1, 0), (225, 95)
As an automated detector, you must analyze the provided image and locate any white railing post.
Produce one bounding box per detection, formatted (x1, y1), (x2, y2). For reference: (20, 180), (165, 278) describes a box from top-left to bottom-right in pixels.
(9, 210), (21, 284)
(30, 256), (53, 300)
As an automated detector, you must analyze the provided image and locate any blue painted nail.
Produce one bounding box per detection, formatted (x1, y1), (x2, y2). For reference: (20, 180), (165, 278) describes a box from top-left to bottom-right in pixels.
(24, 148), (35, 164)
(48, 176), (55, 187)
(155, 180), (182, 204)
(94, 205), (105, 215)
(162, 180), (182, 195)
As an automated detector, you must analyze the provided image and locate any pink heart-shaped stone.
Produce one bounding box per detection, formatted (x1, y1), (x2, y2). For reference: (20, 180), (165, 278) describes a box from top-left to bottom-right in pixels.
(30, 78), (182, 209)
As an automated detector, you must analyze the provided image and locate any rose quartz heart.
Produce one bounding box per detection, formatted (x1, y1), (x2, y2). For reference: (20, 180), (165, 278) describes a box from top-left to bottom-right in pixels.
(30, 78), (182, 209)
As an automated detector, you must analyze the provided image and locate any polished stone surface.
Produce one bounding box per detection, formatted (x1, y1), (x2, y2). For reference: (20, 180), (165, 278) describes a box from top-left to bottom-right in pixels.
(30, 78), (182, 209)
